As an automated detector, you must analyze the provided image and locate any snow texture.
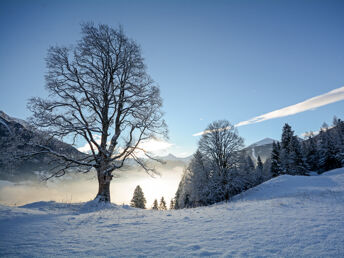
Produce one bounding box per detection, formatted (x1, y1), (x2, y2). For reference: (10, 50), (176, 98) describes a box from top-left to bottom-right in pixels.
(1, 168), (344, 257)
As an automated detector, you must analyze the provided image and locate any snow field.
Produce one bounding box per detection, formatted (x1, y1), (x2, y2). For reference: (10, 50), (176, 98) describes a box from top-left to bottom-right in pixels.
(1, 168), (344, 257)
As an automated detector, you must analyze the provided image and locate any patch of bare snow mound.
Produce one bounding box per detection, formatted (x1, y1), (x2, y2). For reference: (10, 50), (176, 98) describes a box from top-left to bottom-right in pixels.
(0, 168), (344, 257)
(233, 167), (344, 202)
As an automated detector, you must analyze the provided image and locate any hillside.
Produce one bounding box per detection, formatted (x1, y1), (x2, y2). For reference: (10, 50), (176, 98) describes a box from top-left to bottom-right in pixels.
(0, 111), (84, 181)
(1, 168), (343, 256)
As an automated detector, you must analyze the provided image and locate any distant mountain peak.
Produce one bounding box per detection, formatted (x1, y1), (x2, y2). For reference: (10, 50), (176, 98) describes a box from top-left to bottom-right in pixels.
(164, 153), (177, 159)
(156, 153), (192, 162)
(0, 110), (30, 129)
(249, 138), (276, 147)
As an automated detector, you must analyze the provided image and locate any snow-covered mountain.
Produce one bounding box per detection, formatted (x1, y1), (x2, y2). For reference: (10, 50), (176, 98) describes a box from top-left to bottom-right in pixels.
(157, 153), (192, 163)
(244, 137), (277, 163)
(0, 111), (31, 130)
(1, 167), (343, 256)
(0, 111), (83, 181)
(248, 137), (276, 147)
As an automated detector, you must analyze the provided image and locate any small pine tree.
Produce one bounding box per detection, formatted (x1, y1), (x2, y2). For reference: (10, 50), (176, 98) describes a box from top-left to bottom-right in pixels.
(152, 199), (158, 210)
(333, 116), (339, 126)
(130, 185), (146, 209)
(183, 194), (190, 208)
(255, 155), (264, 183)
(322, 122), (329, 130)
(170, 199), (175, 210)
(159, 196), (167, 210)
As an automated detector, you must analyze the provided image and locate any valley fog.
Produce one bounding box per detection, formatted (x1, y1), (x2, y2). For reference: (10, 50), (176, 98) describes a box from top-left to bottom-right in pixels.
(0, 166), (184, 207)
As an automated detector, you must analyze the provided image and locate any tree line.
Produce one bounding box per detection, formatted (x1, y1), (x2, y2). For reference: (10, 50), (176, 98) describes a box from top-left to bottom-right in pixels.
(173, 117), (344, 209)
(270, 117), (344, 177)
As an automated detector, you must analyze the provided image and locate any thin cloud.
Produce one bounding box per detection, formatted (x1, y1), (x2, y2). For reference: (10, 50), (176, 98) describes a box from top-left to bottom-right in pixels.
(193, 86), (344, 136)
(235, 86), (344, 127)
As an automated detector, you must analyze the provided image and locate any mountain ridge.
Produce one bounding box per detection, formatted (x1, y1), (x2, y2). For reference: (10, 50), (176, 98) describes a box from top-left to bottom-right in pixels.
(0, 111), (84, 181)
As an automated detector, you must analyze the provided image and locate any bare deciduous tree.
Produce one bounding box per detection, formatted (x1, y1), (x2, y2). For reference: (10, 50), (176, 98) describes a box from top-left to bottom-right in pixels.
(198, 120), (243, 173)
(174, 120), (245, 208)
(28, 23), (167, 203)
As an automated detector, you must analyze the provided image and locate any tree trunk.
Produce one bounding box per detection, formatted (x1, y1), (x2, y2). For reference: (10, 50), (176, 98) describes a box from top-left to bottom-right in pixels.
(95, 168), (112, 203)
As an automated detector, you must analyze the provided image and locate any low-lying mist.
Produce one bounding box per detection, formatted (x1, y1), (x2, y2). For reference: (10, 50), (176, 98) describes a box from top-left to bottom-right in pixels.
(0, 166), (184, 207)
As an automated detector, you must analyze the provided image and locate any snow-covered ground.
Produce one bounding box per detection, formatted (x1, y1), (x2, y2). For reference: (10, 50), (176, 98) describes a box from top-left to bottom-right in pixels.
(1, 168), (344, 257)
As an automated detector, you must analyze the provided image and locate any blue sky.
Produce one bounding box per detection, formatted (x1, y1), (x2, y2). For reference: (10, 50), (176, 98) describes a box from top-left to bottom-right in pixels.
(1, 0), (344, 157)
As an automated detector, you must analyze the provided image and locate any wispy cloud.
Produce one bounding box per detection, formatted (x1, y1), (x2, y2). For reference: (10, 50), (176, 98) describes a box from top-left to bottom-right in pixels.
(235, 86), (344, 127)
(193, 86), (344, 136)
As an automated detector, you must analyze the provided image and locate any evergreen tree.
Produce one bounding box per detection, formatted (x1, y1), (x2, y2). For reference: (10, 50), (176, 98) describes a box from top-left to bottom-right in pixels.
(322, 122), (329, 130)
(174, 166), (193, 209)
(303, 133), (319, 172)
(188, 150), (209, 206)
(333, 116), (340, 126)
(239, 155), (256, 188)
(246, 156), (255, 172)
(280, 123), (294, 173)
(281, 124), (293, 151)
(152, 199), (158, 210)
(170, 199), (175, 210)
(236, 152), (256, 189)
(270, 141), (282, 177)
(183, 194), (191, 208)
(256, 155), (264, 183)
(130, 185), (146, 209)
(318, 129), (341, 172)
(288, 136), (307, 175)
(278, 123), (307, 175)
(159, 197), (167, 210)
(332, 118), (344, 166)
